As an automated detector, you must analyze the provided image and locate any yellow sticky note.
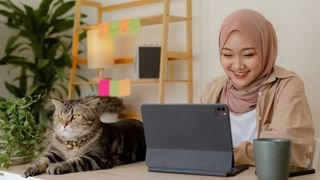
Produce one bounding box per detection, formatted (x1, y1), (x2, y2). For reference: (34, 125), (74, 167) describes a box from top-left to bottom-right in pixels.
(119, 19), (130, 35)
(118, 79), (131, 97)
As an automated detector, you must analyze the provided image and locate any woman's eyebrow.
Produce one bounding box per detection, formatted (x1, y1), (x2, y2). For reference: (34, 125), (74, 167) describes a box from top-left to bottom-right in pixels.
(222, 47), (255, 51)
(221, 47), (232, 51)
(241, 47), (255, 51)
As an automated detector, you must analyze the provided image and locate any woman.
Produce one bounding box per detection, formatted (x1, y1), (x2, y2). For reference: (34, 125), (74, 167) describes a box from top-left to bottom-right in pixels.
(200, 9), (314, 168)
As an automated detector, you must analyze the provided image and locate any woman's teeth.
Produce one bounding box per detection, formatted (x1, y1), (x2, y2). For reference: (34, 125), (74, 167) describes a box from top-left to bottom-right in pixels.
(234, 71), (247, 76)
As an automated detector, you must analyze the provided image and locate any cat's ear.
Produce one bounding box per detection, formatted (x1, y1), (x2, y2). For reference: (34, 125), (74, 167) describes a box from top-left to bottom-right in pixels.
(51, 98), (64, 109)
(84, 97), (100, 109)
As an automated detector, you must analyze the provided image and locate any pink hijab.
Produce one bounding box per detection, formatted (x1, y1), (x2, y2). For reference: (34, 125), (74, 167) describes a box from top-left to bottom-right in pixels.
(219, 9), (278, 114)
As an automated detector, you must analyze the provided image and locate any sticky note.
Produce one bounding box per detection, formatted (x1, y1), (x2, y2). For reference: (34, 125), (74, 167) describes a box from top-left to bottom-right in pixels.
(109, 80), (119, 96)
(98, 23), (109, 37)
(118, 79), (130, 96)
(119, 19), (130, 35)
(128, 18), (141, 35)
(96, 19), (141, 37)
(98, 80), (110, 96)
(109, 20), (120, 36)
(98, 79), (131, 97)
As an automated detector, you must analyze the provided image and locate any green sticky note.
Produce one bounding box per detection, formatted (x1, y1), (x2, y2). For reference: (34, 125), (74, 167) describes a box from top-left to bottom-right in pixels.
(128, 18), (141, 35)
(110, 80), (119, 96)
(109, 20), (120, 36)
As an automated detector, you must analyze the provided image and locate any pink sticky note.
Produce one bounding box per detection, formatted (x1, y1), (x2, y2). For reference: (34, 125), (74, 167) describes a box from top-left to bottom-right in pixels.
(98, 80), (110, 96)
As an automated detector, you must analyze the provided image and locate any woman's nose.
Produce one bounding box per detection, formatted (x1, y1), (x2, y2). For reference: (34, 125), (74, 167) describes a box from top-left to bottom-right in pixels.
(234, 56), (245, 70)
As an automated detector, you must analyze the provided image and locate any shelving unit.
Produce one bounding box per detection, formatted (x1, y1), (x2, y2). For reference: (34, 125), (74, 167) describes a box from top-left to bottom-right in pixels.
(68, 0), (193, 115)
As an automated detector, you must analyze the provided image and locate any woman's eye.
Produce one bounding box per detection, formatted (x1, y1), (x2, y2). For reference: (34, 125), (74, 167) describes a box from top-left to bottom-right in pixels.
(222, 54), (232, 57)
(244, 53), (256, 57)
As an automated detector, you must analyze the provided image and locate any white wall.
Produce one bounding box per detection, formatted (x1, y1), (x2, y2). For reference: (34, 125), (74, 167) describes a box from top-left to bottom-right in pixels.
(0, 0), (319, 136)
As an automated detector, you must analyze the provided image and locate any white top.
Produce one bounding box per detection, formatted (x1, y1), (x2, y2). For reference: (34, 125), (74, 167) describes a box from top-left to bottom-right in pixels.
(230, 109), (257, 147)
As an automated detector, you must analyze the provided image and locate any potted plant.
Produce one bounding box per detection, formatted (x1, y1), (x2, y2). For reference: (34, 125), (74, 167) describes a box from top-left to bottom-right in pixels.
(0, 95), (44, 168)
(0, 0), (86, 125)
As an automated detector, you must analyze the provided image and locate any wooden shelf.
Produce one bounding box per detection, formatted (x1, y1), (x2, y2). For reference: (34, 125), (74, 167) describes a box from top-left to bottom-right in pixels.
(100, 0), (163, 12)
(76, 51), (189, 67)
(76, 58), (134, 65)
(79, 15), (187, 31)
(167, 51), (190, 60)
(68, 0), (193, 105)
(140, 15), (187, 26)
(72, 79), (188, 85)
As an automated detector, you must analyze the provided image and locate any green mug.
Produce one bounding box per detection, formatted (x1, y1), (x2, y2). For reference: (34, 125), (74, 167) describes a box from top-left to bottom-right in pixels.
(253, 138), (291, 180)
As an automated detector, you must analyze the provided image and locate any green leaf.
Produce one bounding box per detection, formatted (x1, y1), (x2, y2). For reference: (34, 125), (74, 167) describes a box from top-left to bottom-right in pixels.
(53, 19), (73, 32)
(37, 59), (50, 69)
(48, 42), (61, 59)
(23, 4), (36, 32)
(19, 67), (27, 96)
(0, 55), (27, 65)
(4, 35), (19, 54)
(0, 9), (12, 20)
(79, 31), (86, 41)
(19, 31), (43, 59)
(24, 120), (29, 127)
(74, 85), (81, 97)
(55, 83), (68, 95)
(5, 1), (24, 14)
(36, 0), (53, 17)
(50, 1), (75, 22)
(5, 82), (23, 98)
(53, 66), (65, 82)
(6, 43), (24, 55)
(26, 84), (40, 96)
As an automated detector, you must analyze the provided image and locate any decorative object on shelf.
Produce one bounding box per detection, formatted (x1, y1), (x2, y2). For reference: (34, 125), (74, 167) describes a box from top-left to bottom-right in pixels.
(135, 46), (161, 78)
(98, 79), (131, 97)
(87, 30), (115, 69)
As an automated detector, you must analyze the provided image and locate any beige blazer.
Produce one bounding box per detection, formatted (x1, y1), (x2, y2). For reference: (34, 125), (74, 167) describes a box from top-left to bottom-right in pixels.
(200, 66), (315, 168)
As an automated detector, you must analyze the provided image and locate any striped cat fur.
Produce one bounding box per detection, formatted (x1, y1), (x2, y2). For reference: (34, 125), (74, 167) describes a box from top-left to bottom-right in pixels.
(23, 96), (146, 177)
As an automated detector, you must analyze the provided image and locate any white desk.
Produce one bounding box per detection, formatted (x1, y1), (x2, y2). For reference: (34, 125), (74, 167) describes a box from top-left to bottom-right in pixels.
(1, 162), (319, 180)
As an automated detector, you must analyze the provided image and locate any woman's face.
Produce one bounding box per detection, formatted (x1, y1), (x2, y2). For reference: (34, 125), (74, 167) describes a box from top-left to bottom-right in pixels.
(220, 31), (263, 89)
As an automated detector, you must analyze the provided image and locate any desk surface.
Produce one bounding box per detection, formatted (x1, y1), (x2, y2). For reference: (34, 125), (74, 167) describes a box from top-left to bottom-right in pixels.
(1, 162), (319, 180)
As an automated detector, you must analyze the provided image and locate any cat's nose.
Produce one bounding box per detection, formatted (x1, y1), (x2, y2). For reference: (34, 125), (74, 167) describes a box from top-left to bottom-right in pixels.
(63, 122), (69, 128)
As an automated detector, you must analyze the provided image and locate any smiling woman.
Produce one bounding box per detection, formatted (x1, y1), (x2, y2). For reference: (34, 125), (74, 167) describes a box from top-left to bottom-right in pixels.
(220, 31), (263, 89)
(200, 9), (314, 168)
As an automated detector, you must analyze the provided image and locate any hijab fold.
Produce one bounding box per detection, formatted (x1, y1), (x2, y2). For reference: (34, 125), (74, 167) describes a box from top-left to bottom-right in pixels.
(219, 9), (278, 114)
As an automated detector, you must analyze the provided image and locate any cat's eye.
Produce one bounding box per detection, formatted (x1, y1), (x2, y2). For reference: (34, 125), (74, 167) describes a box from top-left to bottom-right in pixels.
(72, 114), (81, 120)
(57, 115), (63, 121)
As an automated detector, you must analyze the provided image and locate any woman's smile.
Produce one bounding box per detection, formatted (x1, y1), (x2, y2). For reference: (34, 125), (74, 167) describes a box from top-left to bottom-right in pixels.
(233, 71), (250, 79)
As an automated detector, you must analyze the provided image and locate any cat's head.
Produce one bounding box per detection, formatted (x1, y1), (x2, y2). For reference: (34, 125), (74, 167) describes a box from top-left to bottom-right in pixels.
(51, 97), (100, 140)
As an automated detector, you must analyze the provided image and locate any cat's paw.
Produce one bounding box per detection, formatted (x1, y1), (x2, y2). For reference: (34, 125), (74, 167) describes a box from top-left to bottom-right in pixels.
(47, 163), (68, 175)
(23, 164), (39, 177)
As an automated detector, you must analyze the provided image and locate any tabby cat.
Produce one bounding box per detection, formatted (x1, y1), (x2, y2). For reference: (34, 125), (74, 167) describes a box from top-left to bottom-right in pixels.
(23, 96), (146, 177)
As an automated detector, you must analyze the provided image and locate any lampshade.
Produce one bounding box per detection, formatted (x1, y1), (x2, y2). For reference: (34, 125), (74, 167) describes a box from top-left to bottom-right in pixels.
(87, 29), (115, 69)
